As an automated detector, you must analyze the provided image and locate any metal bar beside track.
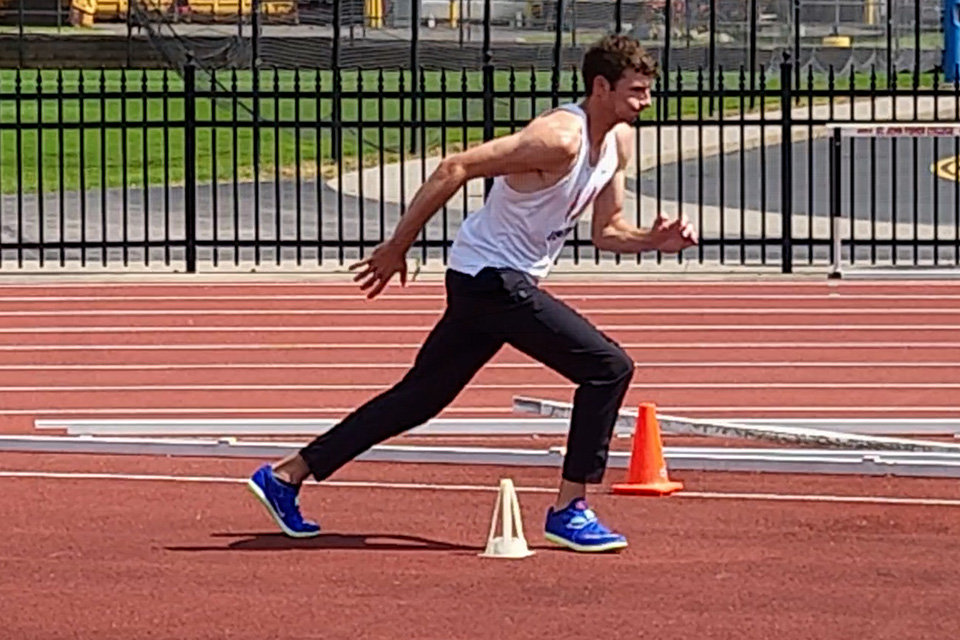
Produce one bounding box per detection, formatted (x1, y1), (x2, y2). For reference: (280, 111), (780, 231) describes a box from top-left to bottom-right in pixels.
(513, 395), (960, 453)
(5, 435), (960, 479)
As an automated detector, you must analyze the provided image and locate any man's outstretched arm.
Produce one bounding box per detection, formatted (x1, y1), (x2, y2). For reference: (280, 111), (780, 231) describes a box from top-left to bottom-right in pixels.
(388, 116), (579, 249)
(351, 114), (581, 298)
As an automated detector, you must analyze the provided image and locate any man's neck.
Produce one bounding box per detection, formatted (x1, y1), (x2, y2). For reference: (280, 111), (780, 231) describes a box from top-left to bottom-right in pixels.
(579, 98), (616, 149)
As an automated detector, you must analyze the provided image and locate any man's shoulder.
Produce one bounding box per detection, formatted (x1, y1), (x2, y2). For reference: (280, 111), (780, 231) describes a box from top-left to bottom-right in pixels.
(529, 108), (583, 138)
(515, 108), (583, 160)
(534, 106), (583, 126)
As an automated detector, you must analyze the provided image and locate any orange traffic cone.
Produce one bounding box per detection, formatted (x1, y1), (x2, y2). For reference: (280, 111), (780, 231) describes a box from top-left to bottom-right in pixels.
(611, 402), (684, 496)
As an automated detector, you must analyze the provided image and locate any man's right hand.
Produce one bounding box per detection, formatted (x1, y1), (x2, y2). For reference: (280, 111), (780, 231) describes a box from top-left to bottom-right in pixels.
(649, 214), (698, 253)
(349, 240), (409, 299)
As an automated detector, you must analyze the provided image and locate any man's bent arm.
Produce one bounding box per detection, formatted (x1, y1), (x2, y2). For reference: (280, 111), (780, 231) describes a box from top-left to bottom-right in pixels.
(387, 116), (580, 250)
(591, 192), (659, 254)
(590, 163), (660, 254)
(589, 124), (660, 254)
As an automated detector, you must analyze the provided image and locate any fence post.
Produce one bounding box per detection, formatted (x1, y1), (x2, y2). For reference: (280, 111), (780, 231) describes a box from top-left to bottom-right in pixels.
(482, 0), (494, 199)
(551, 0), (564, 107)
(18, 0), (23, 67)
(332, 0), (342, 163)
(829, 127), (843, 278)
(251, 0), (262, 265)
(183, 61), (198, 274)
(779, 56), (793, 274)
(749, 0), (757, 108)
(663, 0), (671, 114)
(410, 0), (420, 153)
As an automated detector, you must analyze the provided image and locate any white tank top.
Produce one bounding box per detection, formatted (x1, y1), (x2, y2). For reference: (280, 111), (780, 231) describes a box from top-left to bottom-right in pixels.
(447, 103), (620, 279)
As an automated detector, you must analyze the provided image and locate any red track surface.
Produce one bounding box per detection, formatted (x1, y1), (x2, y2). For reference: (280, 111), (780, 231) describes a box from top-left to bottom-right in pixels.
(2, 277), (960, 639)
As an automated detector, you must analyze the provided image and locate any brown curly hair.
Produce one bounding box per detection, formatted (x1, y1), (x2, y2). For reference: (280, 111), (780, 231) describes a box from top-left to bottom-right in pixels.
(581, 34), (659, 96)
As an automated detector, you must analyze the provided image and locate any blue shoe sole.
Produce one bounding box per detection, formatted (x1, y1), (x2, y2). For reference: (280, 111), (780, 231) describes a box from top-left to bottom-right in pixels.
(245, 479), (321, 539)
(543, 532), (628, 553)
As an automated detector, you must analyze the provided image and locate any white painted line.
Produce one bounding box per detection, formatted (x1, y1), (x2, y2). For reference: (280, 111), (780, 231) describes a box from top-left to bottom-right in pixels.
(0, 362), (530, 371)
(3, 382), (960, 392)
(0, 407), (515, 416)
(3, 293), (960, 303)
(0, 279), (956, 289)
(675, 491), (960, 508)
(1, 361), (958, 372)
(3, 307), (960, 317)
(0, 407), (517, 416)
(0, 470), (256, 484)
(1, 469), (958, 508)
(0, 470), (562, 493)
(36, 415), (960, 437)
(0, 323), (957, 334)
(36, 417), (576, 437)
(3, 406), (960, 416)
(1, 341), (960, 352)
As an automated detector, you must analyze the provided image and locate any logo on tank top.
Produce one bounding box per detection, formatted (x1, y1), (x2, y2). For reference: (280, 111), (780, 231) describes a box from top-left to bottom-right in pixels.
(546, 184), (599, 242)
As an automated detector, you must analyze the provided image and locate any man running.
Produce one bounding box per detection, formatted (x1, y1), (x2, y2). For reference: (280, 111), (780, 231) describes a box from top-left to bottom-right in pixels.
(246, 33), (697, 553)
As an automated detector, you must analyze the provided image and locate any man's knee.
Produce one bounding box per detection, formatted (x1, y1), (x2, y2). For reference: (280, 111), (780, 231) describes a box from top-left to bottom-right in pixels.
(593, 344), (634, 386)
(611, 347), (636, 382)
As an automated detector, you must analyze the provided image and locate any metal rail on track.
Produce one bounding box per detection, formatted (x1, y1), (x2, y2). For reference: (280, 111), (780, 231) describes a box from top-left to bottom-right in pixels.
(513, 396), (960, 453)
(3, 434), (960, 479)
(7, 396), (960, 481)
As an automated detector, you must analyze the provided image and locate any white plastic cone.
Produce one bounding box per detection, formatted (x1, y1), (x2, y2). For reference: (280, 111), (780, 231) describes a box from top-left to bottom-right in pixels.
(478, 478), (535, 559)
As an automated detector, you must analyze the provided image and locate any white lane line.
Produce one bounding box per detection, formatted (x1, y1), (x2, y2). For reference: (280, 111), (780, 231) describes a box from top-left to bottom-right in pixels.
(1, 382), (959, 392)
(0, 469), (958, 508)
(0, 323), (957, 334)
(3, 307), (960, 317)
(1, 406), (956, 416)
(3, 293), (960, 302)
(0, 279), (956, 289)
(0, 407), (515, 416)
(0, 361), (957, 372)
(0, 341), (959, 351)
(675, 491), (960, 508)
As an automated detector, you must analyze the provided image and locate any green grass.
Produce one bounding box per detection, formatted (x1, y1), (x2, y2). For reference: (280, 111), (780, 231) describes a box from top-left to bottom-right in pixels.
(0, 67), (943, 195)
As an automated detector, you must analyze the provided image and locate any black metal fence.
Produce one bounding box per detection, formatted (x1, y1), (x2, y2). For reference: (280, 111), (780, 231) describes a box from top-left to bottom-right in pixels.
(0, 0), (957, 273)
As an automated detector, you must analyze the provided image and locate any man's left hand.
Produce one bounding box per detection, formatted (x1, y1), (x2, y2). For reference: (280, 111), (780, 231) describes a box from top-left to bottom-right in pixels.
(650, 214), (698, 253)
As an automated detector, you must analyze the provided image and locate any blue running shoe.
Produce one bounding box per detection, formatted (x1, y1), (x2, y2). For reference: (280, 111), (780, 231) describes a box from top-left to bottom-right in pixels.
(246, 464), (321, 538)
(544, 498), (628, 553)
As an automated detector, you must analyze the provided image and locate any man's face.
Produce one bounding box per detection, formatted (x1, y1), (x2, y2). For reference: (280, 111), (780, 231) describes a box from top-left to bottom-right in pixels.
(595, 69), (653, 123)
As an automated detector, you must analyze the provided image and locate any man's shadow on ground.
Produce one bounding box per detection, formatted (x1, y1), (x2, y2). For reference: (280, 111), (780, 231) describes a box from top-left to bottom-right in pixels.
(166, 531), (558, 554)
(166, 531), (486, 553)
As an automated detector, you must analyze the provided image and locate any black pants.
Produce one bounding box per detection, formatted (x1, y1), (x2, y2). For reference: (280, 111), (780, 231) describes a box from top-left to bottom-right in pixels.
(298, 267), (635, 484)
